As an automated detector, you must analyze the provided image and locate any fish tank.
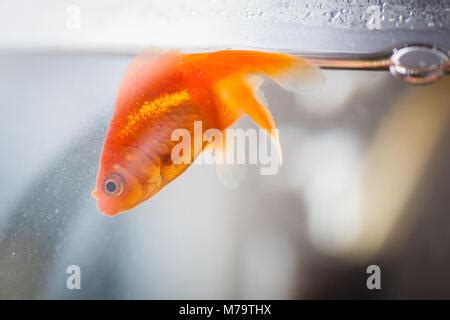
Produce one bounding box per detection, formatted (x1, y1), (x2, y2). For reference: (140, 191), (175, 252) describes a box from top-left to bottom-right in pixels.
(0, 0), (450, 300)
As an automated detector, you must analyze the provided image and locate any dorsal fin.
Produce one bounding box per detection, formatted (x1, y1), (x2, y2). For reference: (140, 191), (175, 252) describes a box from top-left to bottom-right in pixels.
(120, 48), (176, 86)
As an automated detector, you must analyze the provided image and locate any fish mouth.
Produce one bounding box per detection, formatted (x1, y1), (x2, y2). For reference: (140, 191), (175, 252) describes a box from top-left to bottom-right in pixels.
(91, 189), (115, 215)
(93, 188), (143, 217)
(91, 189), (99, 199)
(91, 189), (124, 216)
(96, 201), (124, 217)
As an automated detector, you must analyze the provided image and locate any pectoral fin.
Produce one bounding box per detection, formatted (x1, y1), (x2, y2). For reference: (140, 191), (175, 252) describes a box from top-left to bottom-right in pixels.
(214, 75), (283, 165)
(211, 129), (247, 189)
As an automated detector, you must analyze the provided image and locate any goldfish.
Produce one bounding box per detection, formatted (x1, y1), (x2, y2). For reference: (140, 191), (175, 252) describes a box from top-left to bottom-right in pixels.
(92, 49), (323, 216)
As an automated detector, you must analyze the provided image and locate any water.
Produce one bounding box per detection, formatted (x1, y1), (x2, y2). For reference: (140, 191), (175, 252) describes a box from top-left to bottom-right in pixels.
(1, 52), (450, 299)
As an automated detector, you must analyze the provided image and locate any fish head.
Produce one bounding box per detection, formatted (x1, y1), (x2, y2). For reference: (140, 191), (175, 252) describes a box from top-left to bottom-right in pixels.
(92, 145), (162, 216)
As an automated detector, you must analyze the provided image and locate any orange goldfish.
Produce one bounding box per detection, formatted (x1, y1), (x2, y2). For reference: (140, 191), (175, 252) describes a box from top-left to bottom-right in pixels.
(92, 49), (323, 216)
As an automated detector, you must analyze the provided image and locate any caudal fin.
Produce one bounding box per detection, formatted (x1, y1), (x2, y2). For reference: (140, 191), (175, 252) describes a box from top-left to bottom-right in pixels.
(186, 50), (325, 94)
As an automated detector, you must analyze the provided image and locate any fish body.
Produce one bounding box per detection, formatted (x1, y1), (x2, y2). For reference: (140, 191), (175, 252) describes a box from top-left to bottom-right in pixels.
(92, 50), (323, 215)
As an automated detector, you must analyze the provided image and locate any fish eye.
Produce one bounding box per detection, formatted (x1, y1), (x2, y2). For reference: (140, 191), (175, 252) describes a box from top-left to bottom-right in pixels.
(102, 174), (124, 196)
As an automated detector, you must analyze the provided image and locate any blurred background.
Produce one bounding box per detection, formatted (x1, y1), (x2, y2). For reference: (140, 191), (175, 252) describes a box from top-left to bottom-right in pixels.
(0, 0), (450, 299)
